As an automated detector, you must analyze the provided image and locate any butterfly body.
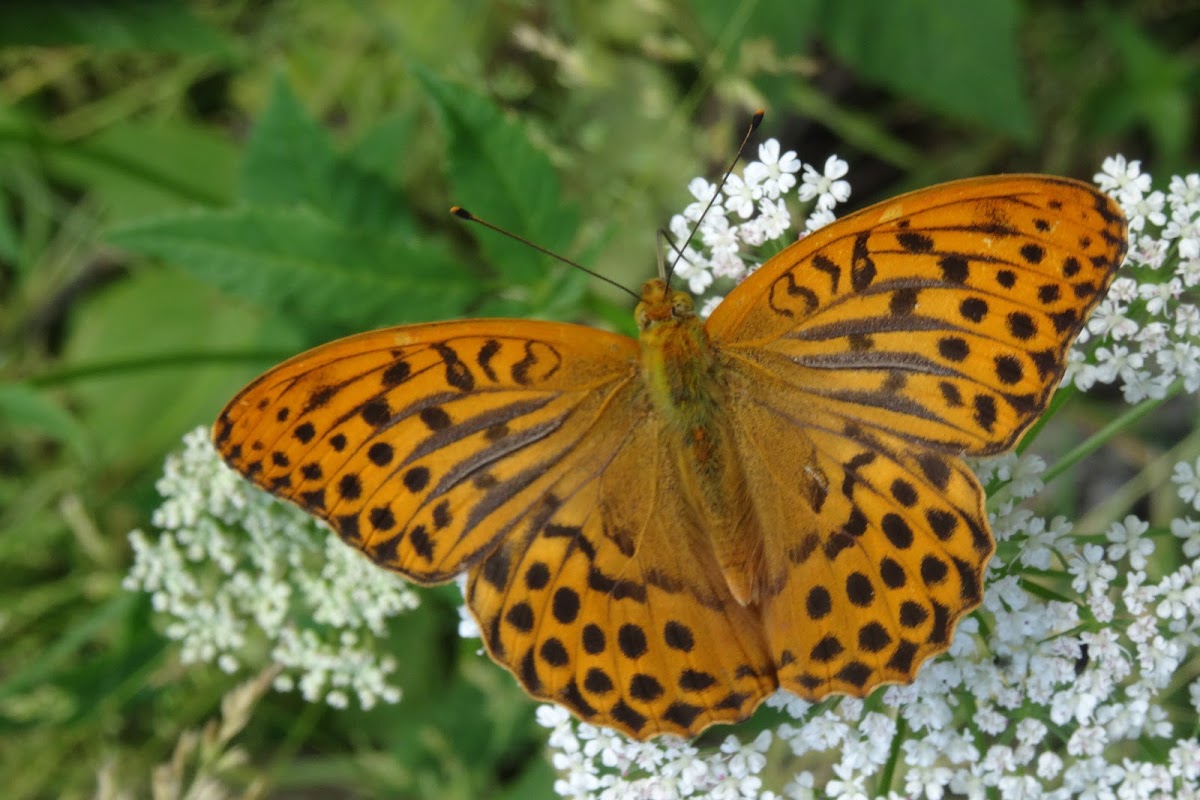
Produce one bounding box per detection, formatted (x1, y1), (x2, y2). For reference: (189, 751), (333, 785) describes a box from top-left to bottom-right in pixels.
(215, 175), (1127, 739)
(635, 278), (763, 602)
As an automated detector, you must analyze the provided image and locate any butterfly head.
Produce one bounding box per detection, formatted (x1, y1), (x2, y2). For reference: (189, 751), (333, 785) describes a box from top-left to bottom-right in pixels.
(635, 278), (695, 332)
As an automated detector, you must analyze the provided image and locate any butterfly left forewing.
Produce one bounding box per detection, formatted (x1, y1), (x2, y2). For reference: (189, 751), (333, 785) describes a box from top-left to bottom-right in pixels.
(214, 319), (640, 583)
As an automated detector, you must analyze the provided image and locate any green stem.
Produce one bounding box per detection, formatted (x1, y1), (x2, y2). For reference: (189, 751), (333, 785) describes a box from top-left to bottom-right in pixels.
(877, 714), (907, 795)
(1041, 380), (1184, 486)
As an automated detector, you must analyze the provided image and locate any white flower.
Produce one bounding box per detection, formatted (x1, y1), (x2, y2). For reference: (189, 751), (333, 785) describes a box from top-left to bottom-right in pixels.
(1095, 155), (1152, 199)
(1168, 173), (1200, 210)
(1165, 203), (1200, 260)
(798, 156), (851, 210)
(1173, 459), (1200, 510)
(1037, 751), (1064, 781)
(783, 771), (816, 800)
(1105, 515), (1155, 570)
(756, 197), (794, 242)
(1170, 739), (1200, 781)
(1155, 565), (1200, 621)
(1067, 543), (1118, 596)
(683, 177), (720, 221)
(723, 172), (762, 219)
(127, 428), (412, 711)
(803, 206), (837, 232)
(720, 730), (772, 778)
(1127, 188), (1168, 232)
(825, 763), (869, 800)
(1171, 517), (1200, 558)
(1018, 515), (1074, 570)
(673, 250), (716, 295)
(744, 139), (801, 199)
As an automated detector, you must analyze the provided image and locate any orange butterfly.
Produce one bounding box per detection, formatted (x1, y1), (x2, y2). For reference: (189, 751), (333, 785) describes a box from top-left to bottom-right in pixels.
(213, 175), (1126, 739)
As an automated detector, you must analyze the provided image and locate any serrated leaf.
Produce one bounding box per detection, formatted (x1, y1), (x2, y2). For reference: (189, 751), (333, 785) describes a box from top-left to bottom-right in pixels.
(814, 0), (1033, 142)
(414, 66), (579, 284)
(0, 0), (233, 55)
(242, 78), (418, 235)
(241, 76), (339, 209)
(107, 207), (477, 331)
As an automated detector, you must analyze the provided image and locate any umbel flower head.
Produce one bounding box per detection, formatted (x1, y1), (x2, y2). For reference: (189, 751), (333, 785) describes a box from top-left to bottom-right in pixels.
(125, 427), (417, 710)
(127, 146), (1200, 799)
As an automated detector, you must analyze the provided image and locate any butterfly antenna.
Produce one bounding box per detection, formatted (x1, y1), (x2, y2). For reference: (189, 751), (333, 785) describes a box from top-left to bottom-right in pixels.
(450, 207), (640, 301)
(657, 227), (690, 276)
(664, 109), (764, 287)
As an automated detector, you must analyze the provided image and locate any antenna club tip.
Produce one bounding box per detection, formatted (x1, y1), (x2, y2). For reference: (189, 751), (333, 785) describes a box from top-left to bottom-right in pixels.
(751, 109), (765, 127)
(450, 206), (472, 219)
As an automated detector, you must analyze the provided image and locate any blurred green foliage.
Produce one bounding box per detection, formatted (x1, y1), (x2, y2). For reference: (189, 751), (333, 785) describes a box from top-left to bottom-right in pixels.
(1, 0), (1196, 797)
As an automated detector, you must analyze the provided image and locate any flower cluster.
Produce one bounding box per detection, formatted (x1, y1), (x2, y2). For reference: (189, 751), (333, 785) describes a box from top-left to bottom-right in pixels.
(1068, 157), (1200, 400)
(667, 143), (851, 317)
(532, 149), (1200, 799)
(125, 427), (417, 710)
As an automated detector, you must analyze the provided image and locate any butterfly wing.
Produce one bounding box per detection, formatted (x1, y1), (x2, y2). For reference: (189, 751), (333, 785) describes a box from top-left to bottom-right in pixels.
(707, 176), (1127, 697)
(709, 175), (1127, 454)
(214, 319), (643, 582)
(214, 318), (777, 738)
(465, 404), (778, 739)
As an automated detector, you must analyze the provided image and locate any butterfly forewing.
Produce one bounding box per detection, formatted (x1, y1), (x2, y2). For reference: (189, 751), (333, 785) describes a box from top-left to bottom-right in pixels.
(214, 320), (639, 583)
(709, 175), (1127, 453)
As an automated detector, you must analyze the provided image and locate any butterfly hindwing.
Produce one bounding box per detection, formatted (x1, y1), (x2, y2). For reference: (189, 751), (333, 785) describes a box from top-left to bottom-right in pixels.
(466, 409), (778, 738)
(724, 369), (991, 698)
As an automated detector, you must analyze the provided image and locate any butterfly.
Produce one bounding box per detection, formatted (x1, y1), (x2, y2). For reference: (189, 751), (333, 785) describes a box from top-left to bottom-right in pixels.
(213, 175), (1127, 740)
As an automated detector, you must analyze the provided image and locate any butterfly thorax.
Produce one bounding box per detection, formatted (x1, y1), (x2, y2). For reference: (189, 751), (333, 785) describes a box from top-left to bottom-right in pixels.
(635, 278), (764, 604)
(634, 279), (721, 429)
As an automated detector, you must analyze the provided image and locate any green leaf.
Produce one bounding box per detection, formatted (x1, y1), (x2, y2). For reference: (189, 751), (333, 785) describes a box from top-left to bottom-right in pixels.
(814, 0), (1033, 141)
(0, 382), (90, 460)
(241, 76), (339, 209)
(0, 0), (234, 55)
(107, 207), (477, 332)
(414, 66), (579, 285)
(1092, 11), (1196, 164)
(242, 77), (418, 235)
(349, 111), (420, 178)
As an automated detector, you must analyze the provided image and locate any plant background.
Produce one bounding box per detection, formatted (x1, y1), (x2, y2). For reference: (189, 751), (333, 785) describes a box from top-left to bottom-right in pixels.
(2, 1), (1198, 798)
